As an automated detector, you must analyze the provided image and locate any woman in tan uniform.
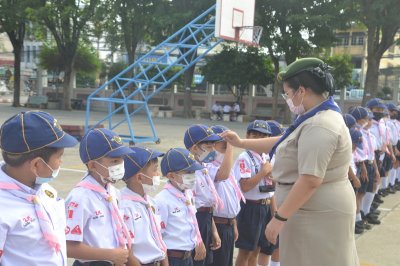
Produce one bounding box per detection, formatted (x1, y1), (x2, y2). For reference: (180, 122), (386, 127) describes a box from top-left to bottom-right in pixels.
(222, 58), (359, 266)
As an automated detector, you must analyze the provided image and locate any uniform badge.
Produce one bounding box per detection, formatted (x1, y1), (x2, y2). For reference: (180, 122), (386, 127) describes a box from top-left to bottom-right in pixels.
(71, 225), (82, 235)
(111, 136), (123, 144)
(129, 230), (134, 239)
(21, 215), (35, 227)
(151, 205), (156, 214)
(202, 169), (208, 175)
(65, 226), (70, 234)
(0, 250), (3, 258)
(53, 119), (62, 131)
(44, 190), (54, 198)
(188, 153), (196, 161)
(185, 200), (191, 206)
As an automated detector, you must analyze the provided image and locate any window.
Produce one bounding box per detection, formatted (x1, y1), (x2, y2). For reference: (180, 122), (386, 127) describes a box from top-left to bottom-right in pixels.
(343, 37), (349, 46)
(357, 36), (364, 45)
(351, 36), (357, 45)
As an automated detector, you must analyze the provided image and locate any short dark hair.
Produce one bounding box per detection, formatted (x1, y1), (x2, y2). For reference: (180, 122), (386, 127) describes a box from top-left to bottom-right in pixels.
(2, 147), (60, 167)
(284, 71), (327, 95)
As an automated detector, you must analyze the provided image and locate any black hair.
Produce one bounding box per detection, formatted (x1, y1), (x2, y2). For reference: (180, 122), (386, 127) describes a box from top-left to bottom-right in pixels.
(246, 130), (270, 137)
(284, 67), (335, 95)
(2, 147), (60, 167)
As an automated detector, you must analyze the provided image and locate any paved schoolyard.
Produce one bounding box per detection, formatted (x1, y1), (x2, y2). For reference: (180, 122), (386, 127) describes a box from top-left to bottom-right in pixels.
(0, 103), (398, 266)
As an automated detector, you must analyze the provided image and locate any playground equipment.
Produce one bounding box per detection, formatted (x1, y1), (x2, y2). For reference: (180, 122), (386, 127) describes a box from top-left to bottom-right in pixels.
(85, 0), (258, 144)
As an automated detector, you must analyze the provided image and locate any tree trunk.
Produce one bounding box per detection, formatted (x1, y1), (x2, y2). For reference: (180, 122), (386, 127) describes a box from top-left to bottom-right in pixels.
(362, 54), (380, 105)
(63, 64), (74, 110)
(12, 47), (22, 107)
(183, 64), (195, 118)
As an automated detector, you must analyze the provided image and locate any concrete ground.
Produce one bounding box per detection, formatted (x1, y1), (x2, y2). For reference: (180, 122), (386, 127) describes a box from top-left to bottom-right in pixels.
(0, 102), (398, 266)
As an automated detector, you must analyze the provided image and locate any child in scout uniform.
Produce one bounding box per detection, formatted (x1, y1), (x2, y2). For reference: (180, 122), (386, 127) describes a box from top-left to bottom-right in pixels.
(257, 120), (284, 266)
(208, 125), (243, 266)
(0, 111), (78, 266)
(183, 124), (223, 266)
(343, 113), (357, 129)
(154, 148), (207, 266)
(119, 146), (168, 266)
(233, 120), (274, 266)
(349, 107), (380, 231)
(385, 103), (399, 193)
(65, 128), (140, 266)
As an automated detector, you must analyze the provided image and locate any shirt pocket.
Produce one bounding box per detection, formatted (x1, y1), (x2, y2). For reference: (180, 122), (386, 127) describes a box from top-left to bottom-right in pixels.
(276, 134), (298, 158)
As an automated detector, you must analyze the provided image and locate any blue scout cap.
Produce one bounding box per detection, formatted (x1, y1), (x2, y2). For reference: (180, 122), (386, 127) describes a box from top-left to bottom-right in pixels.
(160, 148), (204, 176)
(247, 120), (272, 135)
(386, 103), (398, 112)
(266, 120), (284, 136)
(0, 111), (78, 154)
(210, 125), (229, 135)
(343, 114), (357, 128)
(349, 106), (368, 121)
(184, 124), (222, 149)
(350, 128), (363, 149)
(79, 128), (132, 163)
(123, 147), (164, 180)
(366, 98), (386, 109)
(367, 110), (373, 119)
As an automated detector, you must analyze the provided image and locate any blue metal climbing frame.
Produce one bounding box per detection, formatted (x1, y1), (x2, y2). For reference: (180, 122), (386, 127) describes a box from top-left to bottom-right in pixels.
(85, 4), (223, 144)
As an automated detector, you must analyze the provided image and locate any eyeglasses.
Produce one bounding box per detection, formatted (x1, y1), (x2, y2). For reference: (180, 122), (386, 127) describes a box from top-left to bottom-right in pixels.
(281, 93), (289, 101)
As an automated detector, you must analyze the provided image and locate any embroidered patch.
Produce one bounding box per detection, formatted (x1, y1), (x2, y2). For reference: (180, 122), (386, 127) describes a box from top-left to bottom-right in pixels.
(21, 215), (35, 227)
(133, 212), (142, 221)
(93, 210), (104, 219)
(0, 250), (3, 257)
(68, 202), (79, 208)
(67, 210), (74, 219)
(71, 225), (82, 235)
(65, 226), (70, 234)
(172, 207), (181, 214)
(160, 221), (166, 229)
(123, 214), (130, 221)
(129, 230), (134, 239)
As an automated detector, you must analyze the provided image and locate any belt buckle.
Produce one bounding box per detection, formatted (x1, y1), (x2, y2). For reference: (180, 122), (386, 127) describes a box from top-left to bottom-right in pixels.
(183, 250), (192, 259)
(261, 198), (270, 205)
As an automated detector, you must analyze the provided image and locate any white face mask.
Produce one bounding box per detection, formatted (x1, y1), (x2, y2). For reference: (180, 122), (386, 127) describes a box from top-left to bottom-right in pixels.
(35, 159), (60, 185)
(141, 173), (161, 194)
(95, 161), (125, 183)
(176, 173), (196, 190)
(286, 90), (305, 115)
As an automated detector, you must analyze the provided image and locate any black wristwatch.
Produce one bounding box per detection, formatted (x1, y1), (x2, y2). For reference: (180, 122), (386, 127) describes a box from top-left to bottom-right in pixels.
(274, 211), (288, 222)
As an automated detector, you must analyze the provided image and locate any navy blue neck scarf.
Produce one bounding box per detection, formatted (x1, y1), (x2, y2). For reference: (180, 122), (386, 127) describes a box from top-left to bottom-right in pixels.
(269, 96), (341, 159)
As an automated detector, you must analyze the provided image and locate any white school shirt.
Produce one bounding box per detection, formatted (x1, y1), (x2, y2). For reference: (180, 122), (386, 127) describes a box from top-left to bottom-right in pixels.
(0, 164), (67, 266)
(233, 151), (274, 200)
(65, 174), (122, 260)
(193, 167), (217, 209)
(120, 188), (165, 264)
(370, 119), (386, 151)
(223, 105), (231, 113)
(361, 129), (375, 161)
(350, 153), (357, 174)
(207, 162), (241, 219)
(154, 185), (198, 251)
(387, 119), (398, 145)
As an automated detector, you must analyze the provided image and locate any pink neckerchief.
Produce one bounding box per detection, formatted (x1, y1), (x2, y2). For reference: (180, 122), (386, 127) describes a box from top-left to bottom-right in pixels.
(164, 182), (202, 245)
(121, 192), (167, 253)
(202, 166), (224, 211)
(0, 182), (61, 253)
(211, 160), (245, 203)
(363, 129), (375, 155)
(76, 181), (132, 248)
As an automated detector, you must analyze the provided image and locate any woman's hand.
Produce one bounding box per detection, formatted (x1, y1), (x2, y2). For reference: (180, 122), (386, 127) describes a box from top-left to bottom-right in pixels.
(265, 217), (285, 245)
(220, 130), (243, 148)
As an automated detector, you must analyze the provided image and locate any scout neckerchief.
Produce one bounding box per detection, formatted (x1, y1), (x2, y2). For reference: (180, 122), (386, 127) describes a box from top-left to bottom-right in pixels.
(121, 191), (167, 253)
(269, 96), (341, 159)
(0, 182), (61, 253)
(76, 180), (132, 248)
(246, 150), (273, 190)
(164, 182), (202, 245)
(201, 168), (224, 211)
(211, 159), (245, 203)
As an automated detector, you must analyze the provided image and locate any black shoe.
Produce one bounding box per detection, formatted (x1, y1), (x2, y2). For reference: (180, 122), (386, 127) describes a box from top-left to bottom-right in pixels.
(380, 190), (389, 197)
(370, 209), (381, 215)
(373, 195), (384, 204)
(366, 215), (381, 225)
(388, 186), (396, 194)
(371, 202), (380, 209)
(395, 184), (400, 191)
(366, 213), (379, 220)
(355, 223), (364, 234)
(363, 220), (372, 230)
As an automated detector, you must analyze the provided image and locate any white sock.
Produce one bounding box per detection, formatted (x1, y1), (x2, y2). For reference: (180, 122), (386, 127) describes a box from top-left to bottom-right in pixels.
(270, 261), (280, 266)
(356, 213), (362, 222)
(362, 192), (375, 214)
(381, 177), (388, 189)
(396, 168), (400, 181)
(375, 183), (381, 193)
(385, 176), (390, 188)
(390, 170), (396, 186)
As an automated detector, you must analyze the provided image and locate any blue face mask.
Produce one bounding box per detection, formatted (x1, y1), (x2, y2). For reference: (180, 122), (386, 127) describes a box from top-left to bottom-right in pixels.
(35, 159), (60, 185)
(199, 150), (217, 163)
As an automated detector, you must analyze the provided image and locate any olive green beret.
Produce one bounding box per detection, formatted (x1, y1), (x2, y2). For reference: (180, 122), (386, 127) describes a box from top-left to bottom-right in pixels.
(277, 57), (325, 81)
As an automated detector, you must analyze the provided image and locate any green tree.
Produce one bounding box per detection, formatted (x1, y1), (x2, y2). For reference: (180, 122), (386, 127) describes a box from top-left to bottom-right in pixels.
(350, 0), (400, 104)
(39, 44), (101, 94)
(0, 0), (42, 107)
(202, 46), (274, 105)
(256, 0), (349, 119)
(31, 0), (100, 110)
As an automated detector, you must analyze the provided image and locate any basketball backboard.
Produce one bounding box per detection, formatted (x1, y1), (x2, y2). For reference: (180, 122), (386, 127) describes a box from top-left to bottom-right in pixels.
(215, 0), (257, 45)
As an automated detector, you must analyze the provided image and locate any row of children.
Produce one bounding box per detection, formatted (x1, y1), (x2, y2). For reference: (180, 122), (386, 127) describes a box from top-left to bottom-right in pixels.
(344, 98), (400, 234)
(0, 110), (283, 266)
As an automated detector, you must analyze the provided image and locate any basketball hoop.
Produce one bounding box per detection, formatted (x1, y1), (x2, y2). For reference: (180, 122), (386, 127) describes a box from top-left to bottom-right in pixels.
(234, 26), (263, 47)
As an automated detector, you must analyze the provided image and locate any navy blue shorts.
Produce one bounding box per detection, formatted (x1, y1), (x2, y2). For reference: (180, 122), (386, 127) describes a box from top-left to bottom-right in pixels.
(235, 200), (274, 252)
(210, 223), (234, 266)
(365, 162), (376, 193)
(382, 154), (393, 173)
(193, 211), (213, 266)
(355, 164), (368, 193)
(169, 257), (193, 266)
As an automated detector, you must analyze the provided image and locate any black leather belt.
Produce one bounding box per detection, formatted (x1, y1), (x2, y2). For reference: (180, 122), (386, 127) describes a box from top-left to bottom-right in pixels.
(167, 249), (193, 260)
(277, 182), (295, 186)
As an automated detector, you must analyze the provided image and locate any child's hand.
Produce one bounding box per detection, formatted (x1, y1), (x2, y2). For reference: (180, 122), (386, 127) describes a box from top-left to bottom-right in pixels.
(110, 248), (129, 266)
(194, 242), (206, 261)
(260, 161), (273, 177)
(210, 231), (221, 250)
